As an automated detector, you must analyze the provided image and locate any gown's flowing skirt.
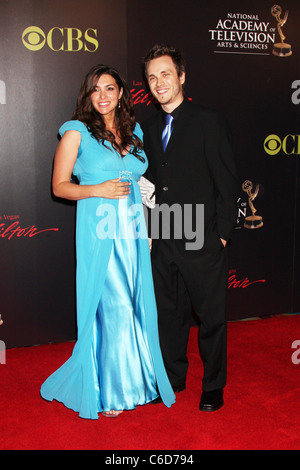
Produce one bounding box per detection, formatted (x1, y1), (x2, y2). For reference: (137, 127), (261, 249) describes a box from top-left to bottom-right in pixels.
(92, 192), (158, 411)
(40, 175), (175, 419)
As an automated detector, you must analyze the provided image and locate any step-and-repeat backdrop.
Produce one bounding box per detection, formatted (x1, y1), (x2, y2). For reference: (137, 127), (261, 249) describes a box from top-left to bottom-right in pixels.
(1, 0), (299, 348)
(0, 0), (127, 348)
(128, 0), (300, 322)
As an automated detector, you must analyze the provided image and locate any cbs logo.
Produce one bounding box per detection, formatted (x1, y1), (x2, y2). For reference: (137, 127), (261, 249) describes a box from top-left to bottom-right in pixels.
(264, 134), (300, 156)
(22, 26), (98, 52)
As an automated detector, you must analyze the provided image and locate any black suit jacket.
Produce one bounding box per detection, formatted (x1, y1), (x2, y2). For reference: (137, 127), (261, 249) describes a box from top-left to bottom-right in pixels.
(141, 99), (239, 254)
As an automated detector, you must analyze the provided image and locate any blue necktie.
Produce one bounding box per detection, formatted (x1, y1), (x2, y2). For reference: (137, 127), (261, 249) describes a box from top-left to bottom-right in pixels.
(162, 114), (174, 151)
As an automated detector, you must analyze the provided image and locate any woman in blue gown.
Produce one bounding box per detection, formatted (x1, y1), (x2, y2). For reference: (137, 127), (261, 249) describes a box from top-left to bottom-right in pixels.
(40, 65), (175, 419)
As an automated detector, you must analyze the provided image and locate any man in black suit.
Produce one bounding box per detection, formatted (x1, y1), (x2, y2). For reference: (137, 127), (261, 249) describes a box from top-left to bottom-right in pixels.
(141, 45), (238, 411)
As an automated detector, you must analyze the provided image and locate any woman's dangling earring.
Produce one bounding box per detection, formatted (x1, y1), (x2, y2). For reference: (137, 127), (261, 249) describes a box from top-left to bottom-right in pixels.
(118, 99), (121, 109)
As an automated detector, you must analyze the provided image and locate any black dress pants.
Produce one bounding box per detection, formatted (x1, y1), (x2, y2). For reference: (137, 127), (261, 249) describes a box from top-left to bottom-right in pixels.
(151, 235), (228, 392)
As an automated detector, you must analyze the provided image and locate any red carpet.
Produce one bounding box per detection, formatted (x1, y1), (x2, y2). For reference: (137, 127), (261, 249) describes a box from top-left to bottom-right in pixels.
(1, 315), (300, 450)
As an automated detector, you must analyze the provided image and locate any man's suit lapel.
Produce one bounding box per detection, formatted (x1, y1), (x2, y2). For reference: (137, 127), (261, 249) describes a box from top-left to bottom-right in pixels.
(147, 99), (193, 158)
(163, 100), (193, 157)
(149, 110), (164, 156)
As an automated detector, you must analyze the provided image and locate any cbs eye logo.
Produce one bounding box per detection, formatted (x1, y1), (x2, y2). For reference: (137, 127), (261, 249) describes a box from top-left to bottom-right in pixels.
(264, 134), (300, 156)
(22, 27), (46, 51)
(22, 26), (99, 52)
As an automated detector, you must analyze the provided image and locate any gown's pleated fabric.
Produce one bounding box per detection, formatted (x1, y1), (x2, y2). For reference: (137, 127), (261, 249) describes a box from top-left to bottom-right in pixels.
(40, 120), (175, 419)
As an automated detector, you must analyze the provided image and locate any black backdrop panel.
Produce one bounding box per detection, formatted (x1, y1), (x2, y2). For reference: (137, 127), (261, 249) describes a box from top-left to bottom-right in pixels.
(0, 0), (127, 348)
(127, 0), (300, 320)
(1, 0), (300, 349)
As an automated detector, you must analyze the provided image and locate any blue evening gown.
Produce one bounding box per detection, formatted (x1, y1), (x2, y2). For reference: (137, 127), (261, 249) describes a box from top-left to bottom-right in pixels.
(40, 120), (175, 419)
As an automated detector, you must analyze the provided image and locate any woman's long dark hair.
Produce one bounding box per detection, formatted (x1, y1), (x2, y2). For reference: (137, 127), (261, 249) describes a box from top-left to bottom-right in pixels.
(73, 64), (144, 160)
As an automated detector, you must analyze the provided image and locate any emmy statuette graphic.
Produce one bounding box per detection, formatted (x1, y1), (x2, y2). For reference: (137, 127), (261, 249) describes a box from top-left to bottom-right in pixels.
(271, 5), (292, 57)
(242, 180), (263, 229)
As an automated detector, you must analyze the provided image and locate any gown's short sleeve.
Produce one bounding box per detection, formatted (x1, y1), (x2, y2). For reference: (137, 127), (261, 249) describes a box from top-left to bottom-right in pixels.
(59, 120), (87, 136)
(59, 120), (89, 153)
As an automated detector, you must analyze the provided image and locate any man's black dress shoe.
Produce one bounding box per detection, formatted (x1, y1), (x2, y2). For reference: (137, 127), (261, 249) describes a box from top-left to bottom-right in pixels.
(199, 389), (224, 412)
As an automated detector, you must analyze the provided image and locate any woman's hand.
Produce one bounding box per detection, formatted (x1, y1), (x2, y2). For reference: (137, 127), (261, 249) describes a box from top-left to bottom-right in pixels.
(97, 177), (131, 199)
